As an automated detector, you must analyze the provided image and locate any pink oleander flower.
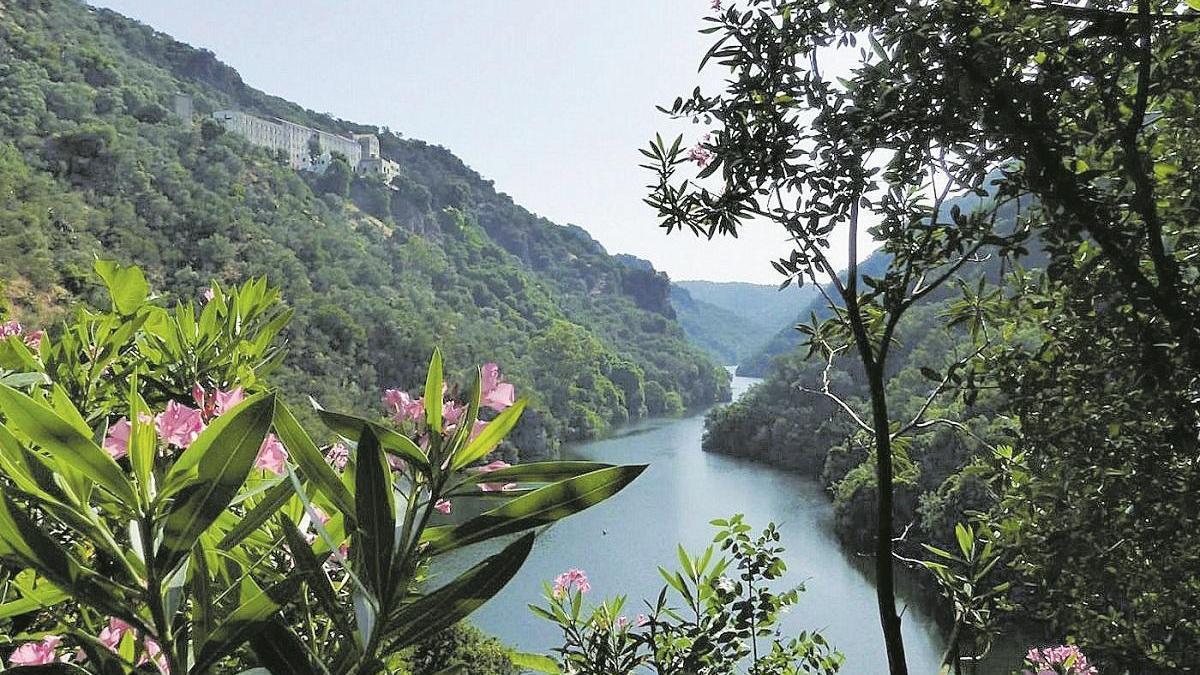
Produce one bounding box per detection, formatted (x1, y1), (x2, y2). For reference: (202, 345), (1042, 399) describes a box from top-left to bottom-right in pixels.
(711, 0), (722, 10)
(0, 320), (22, 339)
(326, 442), (349, 470)
(0, 320), (42, 350)
(156, 401), (205, 449)
(442, 400), (467, 426)
(9, 635), (62, 666)
(303, 505), (331, 545)
(480, 363), (516, 411)
(635, 613), (649, 627)
(214, 387), (244, 416)
(141, 636), (169, 674)
(471, 459), (516, 492)
(98, 617), (134, 651)
(616, 616), (631, 630)
(553, 568), (591, 598)
(471, 420), (488, 440)
(688, 143), (714, 168)
(383, 388), (424, 423)
(202, 288), (215, 303)
(104, 417), (133, 460)
(255, 433), (288, 475)
(434, 498), (452, 515)
(192, 385), (245, 419)
(1023, 645), (1098, 675)
(387, 454), (408, 473)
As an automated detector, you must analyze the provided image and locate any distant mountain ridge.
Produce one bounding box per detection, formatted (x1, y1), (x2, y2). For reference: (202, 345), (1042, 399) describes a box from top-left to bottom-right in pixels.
(735, 250), (893, 376)
(664, 279), (816, 367)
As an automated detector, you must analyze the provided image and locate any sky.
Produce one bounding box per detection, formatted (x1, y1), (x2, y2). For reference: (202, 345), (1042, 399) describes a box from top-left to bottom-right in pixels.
(92, 1), (864, 284)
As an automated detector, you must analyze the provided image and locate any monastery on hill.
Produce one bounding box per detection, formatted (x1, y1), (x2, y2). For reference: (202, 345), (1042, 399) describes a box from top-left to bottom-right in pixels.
(175, 95), (399, 184)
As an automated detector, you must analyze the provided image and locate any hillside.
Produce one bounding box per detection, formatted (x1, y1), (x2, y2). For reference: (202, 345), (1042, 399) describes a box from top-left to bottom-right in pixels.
(735, 251), (893, 376)
(669, 280), (815, 366)
(0, 0), (729, 453)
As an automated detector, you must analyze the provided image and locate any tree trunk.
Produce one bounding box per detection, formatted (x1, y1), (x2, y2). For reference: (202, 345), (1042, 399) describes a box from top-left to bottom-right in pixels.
(866, 364), (909, 675)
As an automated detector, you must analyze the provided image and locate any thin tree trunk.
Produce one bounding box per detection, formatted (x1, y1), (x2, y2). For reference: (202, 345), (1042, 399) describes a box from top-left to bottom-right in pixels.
(866, 363), (909, 675)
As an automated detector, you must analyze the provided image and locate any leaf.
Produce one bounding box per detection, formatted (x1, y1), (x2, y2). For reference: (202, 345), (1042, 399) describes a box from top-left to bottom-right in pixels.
(423, 465), (647, 555)
(451, 399), (526, 470)
(193, 573), (308, 673)
(424, 348), (443, 433)
(0, 494), (136, 622)
(0, 384), (136, 505)
(509, 652), (561, 674)
(156, 392), (276, 570)
(452, 461), (613, 492)
(274, 401), (355, 520)
(126, 379), (156, 495)
(354, 425), (395, 602)
(0, 577), (68, 619)
(248, 620), (324, 675)
(216, 479), (294, 550)
(315, 407), (429, 473)
(94, 260), (149, 315)
(384, 533), (533, 650)
(280, 514), (353, 638)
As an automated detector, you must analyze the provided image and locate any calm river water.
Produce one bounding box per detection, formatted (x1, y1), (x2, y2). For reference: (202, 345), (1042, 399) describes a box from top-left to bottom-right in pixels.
(473, 375), (1017, 674)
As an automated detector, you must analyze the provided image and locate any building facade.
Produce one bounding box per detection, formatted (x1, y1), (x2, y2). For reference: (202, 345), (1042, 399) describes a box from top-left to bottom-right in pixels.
(211, 109), (399, 181)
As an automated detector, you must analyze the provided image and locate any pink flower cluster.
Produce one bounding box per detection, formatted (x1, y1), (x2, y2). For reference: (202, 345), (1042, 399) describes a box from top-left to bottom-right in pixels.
(552, 568), (591, 598)
(8, 635), (62, 666)
(326, 442), (349, 470)
(614, 614), (649, 631)
(98, 617), (169, 673)
(1023, 645), (1098, 675)
(0, 319), (43, 350)
(103, 385), (287, 475)
(688, 134), (715, 168)
(381, 362), (515, 444)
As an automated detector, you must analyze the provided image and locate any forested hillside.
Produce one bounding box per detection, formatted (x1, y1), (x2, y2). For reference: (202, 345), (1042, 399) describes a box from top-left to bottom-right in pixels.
(735, 251), (893, 376)
(0, 0), (729, 452)
(669, 279), (815, 366)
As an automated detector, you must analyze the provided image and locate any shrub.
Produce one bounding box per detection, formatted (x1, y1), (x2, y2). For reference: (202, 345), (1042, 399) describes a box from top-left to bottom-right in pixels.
(0, 261), (644, 673)
(530, 515), (843, 675)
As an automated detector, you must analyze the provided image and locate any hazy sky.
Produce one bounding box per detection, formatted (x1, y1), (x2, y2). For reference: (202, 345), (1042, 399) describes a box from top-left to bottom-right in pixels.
(92, 1), (860, 284)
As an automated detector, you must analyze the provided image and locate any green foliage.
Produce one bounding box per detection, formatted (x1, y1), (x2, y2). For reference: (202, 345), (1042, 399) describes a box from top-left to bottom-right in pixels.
(0, 264), (646, 673)
(530, 516), (842, 675)
(652, 0), (1200, 670)
(0, 0), (728, 457)
(396, 623), (518, 675)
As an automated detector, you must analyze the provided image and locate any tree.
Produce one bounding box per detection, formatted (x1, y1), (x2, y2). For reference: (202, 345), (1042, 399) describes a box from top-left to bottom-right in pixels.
(642, 4), (1024, 672)
(647, 0), (1200, 671)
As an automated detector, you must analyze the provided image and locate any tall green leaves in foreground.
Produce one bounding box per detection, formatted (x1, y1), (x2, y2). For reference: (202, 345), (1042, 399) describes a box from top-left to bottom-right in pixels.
(0, 262), (645, 673)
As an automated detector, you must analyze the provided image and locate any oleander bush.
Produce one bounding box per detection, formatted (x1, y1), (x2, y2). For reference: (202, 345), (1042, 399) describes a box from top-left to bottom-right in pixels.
(0, 261), (644, 674)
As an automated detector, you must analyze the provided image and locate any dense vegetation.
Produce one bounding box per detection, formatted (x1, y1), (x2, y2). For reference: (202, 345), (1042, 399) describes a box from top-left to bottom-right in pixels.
(664, 0), (1200, 672)
(0, 263), (645, 673)
(0, 0), (728, 455)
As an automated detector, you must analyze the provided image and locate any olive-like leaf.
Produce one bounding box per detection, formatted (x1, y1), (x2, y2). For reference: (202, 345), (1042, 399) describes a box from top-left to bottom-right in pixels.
(384, 533), (533, 650)
(0, 384), (136, 505)
(423, 465), (647, 555)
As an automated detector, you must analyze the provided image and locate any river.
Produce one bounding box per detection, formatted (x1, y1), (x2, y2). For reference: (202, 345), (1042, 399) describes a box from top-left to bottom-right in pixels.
(473, 375), (1012, 673)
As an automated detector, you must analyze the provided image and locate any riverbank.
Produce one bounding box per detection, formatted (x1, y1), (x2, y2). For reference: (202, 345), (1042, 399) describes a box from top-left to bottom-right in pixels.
(470, 376), (973, 674)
